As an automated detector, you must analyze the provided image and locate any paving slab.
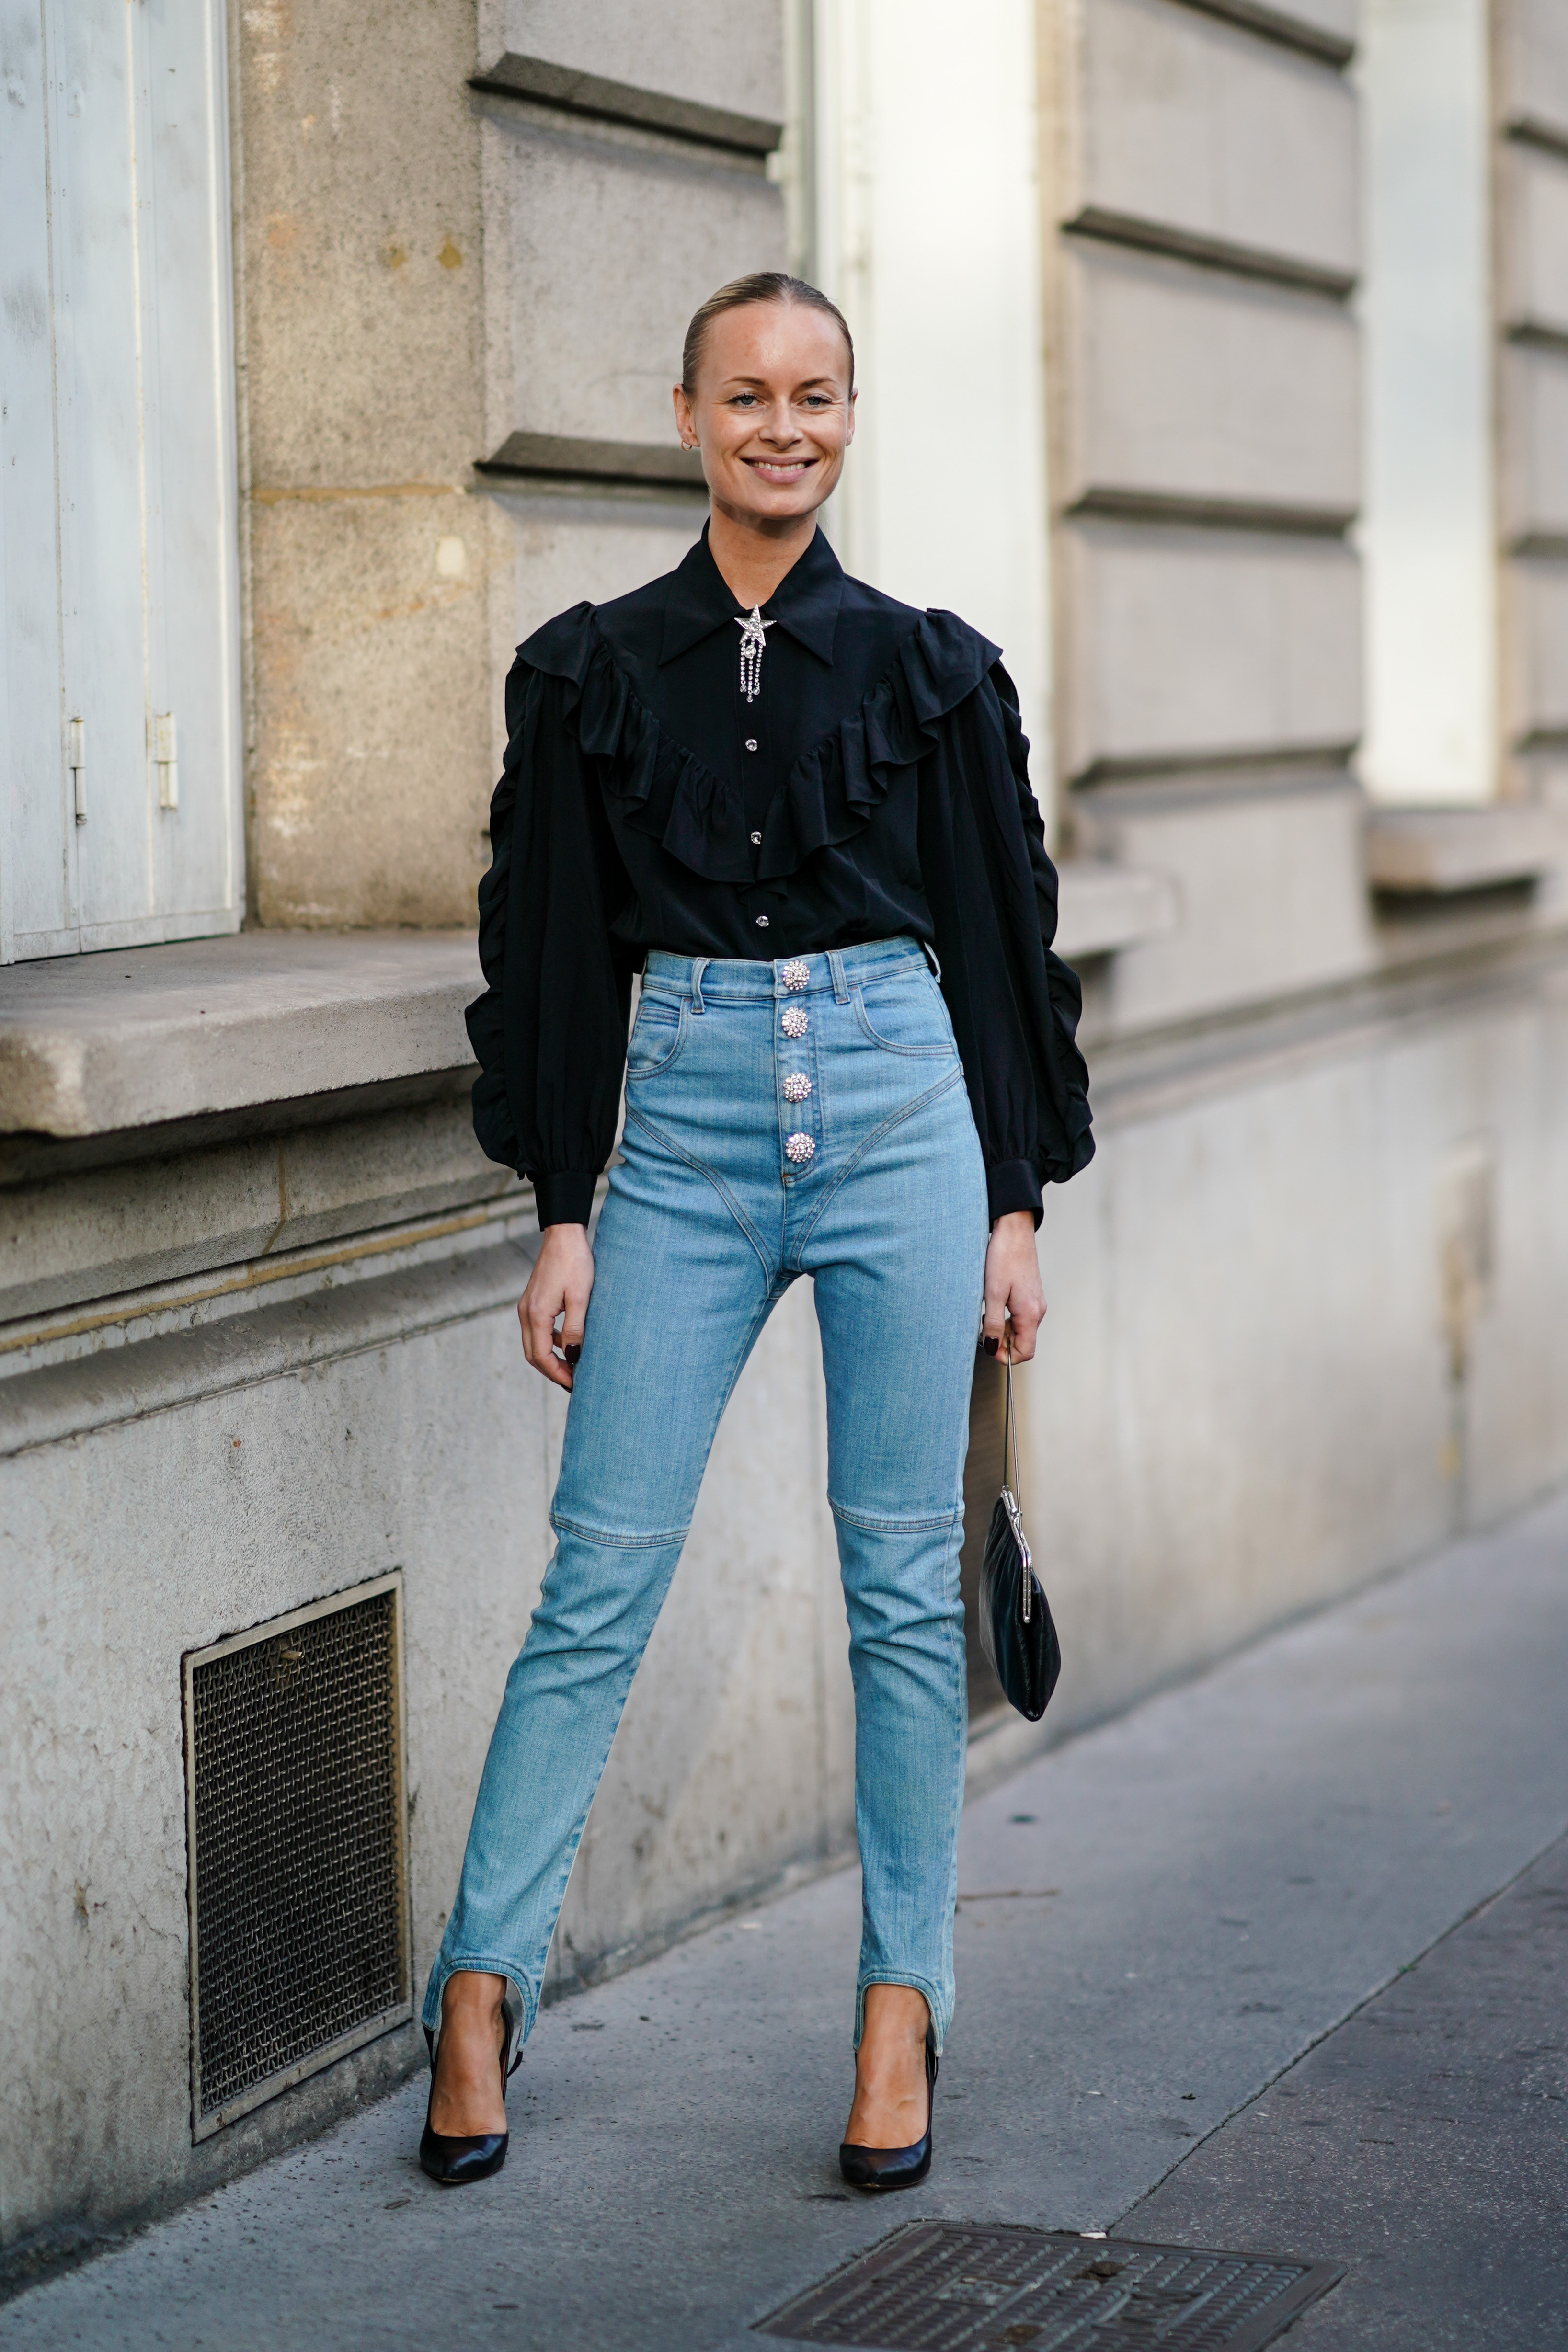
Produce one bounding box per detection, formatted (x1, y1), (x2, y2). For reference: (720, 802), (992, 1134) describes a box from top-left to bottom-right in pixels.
(1124, 1828), (1568, 2349)
(6, 1488), (1568, 2351)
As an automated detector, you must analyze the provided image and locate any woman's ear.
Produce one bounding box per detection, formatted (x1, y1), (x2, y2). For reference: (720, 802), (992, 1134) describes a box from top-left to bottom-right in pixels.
(673, 384), (696, 447)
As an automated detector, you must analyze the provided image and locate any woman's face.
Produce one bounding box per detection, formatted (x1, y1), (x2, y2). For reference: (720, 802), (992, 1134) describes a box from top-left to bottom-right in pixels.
(674, 302), (855, 529)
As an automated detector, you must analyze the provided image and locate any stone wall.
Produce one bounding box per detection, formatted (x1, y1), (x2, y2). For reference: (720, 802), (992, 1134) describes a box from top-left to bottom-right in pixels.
(5, 0), (1568, 2264)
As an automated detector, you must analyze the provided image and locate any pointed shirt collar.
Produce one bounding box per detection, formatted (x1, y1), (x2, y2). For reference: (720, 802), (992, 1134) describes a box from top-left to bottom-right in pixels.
(659, 522), (844, 668)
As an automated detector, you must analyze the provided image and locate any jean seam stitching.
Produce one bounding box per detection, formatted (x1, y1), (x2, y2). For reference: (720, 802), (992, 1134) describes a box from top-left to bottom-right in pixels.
(625, 995), (690, 1081)
(828, 1501), (961, 1533)
(549, 1513), (691, 1549)
(851, 985), (957, 1057)
(792, 1065), (967, 1260)
(622, 1104), (772, 1277)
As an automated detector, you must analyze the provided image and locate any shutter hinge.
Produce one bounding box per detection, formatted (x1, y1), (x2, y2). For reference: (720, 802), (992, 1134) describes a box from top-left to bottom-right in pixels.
(68, 718), (86, 824)
(155, 711), (179, 811)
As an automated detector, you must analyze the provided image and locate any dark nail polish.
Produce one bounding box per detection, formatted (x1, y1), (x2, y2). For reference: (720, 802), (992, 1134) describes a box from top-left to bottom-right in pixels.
(982, 1335), (1000, 1358)
(564, 1343), (581, 1366)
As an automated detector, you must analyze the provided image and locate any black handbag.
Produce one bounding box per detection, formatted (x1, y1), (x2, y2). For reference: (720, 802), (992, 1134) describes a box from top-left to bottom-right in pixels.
(976, 1357), (1061, 1722)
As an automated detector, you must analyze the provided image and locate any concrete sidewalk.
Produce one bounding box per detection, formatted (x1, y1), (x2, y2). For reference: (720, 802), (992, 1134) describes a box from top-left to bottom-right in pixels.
(1128, 1826), (1568, 2347)
(8, 1489), (1568, 2351)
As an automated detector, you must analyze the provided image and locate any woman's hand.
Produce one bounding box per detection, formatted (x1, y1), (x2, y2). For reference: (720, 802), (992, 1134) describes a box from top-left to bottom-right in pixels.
(982, 1210), (1046, 1363)
(518, 1222), (596, 1392)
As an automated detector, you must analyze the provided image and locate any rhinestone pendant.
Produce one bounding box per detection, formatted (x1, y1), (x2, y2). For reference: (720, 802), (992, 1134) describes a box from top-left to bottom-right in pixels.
(781, 959), (811, 992)
(782, 1072), (813, 1103)
(785, 1131), (815, 1165)
(781, 1005), (808, 1038)
(736, 607), (773, 704)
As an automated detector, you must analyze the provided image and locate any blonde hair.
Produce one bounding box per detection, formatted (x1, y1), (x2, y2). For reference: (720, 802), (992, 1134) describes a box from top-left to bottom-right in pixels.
(681, 271), (855, 395)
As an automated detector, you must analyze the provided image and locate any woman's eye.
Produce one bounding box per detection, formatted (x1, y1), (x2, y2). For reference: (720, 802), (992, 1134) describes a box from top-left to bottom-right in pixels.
(730, 392), (759, 407)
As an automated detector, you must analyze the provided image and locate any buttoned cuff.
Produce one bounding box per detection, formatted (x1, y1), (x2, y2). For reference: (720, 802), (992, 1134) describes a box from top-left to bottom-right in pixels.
(986, 1159), (1043, 1229)
(533, 1171), (599, 1228)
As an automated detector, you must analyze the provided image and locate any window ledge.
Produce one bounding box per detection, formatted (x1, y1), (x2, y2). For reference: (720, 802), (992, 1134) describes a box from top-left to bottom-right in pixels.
(1055, 861), (1180, 959)
(1366, 805), (1566, 894)
(0, 880), (1179, 1143)
(0, 933), (481, 1139)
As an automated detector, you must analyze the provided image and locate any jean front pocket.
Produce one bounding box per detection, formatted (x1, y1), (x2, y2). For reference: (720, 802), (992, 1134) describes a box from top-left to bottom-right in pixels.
(625, 992), (688, 1079)
(851, 975), (957, 1058)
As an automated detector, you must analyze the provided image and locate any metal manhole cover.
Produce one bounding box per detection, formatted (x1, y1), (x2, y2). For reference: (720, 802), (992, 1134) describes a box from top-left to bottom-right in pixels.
(755, 2222), (1343, 2352)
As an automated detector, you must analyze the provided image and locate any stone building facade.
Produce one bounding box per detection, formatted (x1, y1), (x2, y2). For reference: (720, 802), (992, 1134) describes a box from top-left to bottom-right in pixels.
(2, 0), (1566, 2255)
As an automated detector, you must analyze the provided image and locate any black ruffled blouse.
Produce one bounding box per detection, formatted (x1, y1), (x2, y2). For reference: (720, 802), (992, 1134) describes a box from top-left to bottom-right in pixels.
(467, 523), (1093, 1228)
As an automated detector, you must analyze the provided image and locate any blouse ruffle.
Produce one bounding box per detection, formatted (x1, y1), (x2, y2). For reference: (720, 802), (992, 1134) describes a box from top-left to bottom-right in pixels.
(469, 594), (1094, 1224)
(518, 603), (997, 890)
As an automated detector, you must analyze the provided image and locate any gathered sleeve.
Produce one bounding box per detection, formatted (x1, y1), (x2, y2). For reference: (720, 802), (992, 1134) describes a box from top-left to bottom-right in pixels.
(917, 660), (1094, 1225)
(465, 653), (637, 1227)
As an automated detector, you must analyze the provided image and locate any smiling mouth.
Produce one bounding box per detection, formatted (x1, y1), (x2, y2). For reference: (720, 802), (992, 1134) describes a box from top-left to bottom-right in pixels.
(744, 457), (815, 481)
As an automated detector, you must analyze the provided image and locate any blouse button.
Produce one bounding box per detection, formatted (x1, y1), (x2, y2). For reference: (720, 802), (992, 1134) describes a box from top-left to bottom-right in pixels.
(751, 830), (762, 846)
(744, 738), (758, 752)
(755, 914), (770, 928)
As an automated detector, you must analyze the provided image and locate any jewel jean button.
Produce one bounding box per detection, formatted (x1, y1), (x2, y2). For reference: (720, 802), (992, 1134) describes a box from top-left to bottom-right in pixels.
(781, 1006), (808, 1038)
(781, 959), (811, 992)
(782, 1072), (813, 1102)
(785, 1132), (815, 1165)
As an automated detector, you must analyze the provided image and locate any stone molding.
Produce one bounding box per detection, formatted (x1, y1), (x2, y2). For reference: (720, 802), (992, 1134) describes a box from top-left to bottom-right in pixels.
(476, 432), (708, 501)
(1366, 806), (1567, 894)
(469, 53), (781, 160)
(0, 933), (481, 1140)
(1056, 861), (1179, 959)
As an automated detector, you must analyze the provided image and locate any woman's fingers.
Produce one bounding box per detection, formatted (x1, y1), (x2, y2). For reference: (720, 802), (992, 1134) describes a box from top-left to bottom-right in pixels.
(517, 1222), (596, 1391)
(557, 1260), (592, 1377)
(1007, 1291), (1044, 1363)
(983, 1211), (1046, 1363)
(524, 1288), (573, 1390)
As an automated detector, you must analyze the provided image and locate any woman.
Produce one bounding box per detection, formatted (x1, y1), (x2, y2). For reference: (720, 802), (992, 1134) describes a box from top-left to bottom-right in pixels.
(420, 272), (1093, 2191)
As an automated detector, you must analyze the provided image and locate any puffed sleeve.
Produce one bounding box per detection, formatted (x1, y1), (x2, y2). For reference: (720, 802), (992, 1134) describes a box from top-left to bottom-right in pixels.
(465, 652), (637, 1227)
(917, 659), (1094, 1225)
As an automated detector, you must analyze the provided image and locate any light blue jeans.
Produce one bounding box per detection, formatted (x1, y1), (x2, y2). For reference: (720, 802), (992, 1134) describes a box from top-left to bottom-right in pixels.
(424, 937), (989, 2052)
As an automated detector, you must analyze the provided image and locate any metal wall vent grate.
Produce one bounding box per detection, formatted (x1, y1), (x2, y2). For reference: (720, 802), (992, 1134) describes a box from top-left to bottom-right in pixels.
(183, 1575), (412, 2138)
(755, 2222), (1342, 2352)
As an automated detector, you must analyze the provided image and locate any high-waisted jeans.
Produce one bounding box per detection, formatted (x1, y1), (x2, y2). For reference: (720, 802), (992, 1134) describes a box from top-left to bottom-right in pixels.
(424, 936), (990, 2051)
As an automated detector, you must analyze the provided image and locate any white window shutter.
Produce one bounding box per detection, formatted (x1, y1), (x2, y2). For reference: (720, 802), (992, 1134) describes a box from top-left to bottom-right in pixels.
(0, 0), (242, 964)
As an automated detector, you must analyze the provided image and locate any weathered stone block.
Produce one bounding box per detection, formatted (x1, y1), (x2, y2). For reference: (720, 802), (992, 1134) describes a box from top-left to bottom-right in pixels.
(1061, 524), (1362, 777)
(1059, 244), (1359, 511)
(1074, 775), (1375, 1029)
(247, 495), (507, 928)
(502, 498), (705, 644)
(237, 0), (484, 489)
(1500, 0), (1568, 139)
(502, 126), (785, 447)
(1067, 0), (1358, 275)
(1502, 143), (1568, 334)
(500, 0), (784, 120)
(1512, 555), (1568, 736)
(1501, 343), (1568, 540)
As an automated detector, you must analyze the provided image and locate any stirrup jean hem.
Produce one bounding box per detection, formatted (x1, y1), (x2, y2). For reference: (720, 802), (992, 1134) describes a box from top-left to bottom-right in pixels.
(854, 1972), (948, 2056)
(422, 1955), (532, 2040)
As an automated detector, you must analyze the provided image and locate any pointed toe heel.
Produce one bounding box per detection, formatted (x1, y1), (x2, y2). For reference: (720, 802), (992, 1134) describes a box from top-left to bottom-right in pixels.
(419, 1983), (523, 2189)
(418, 2122), (510, 2189)
(839, 2024), (938, 2192)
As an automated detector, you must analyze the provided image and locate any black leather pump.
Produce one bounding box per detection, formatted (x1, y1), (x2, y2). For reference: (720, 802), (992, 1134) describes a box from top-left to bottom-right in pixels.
(419, 1981), (523, 2187)
(839, 2024), (938, 2190)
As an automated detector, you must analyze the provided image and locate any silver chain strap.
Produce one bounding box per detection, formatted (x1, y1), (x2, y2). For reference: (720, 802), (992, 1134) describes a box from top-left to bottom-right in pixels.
(1002, 1354), (1033, 1622)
